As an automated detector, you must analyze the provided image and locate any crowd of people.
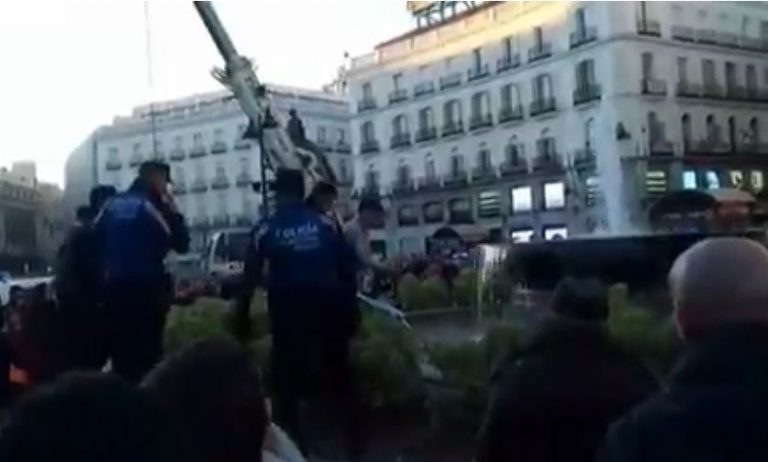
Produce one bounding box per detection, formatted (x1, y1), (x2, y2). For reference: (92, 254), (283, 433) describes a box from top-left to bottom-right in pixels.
(2, 157), (768, 461)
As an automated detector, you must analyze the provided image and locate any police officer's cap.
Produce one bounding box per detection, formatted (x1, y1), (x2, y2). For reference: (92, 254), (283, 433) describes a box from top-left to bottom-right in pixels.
(139, 160), (172, 182)
(271, 168), (305, 196)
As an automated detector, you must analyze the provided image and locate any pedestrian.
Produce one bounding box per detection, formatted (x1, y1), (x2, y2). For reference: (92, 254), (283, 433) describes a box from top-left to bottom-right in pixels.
(143, 339), (305, 462)
(476, 277), (658, 462)
(55, 185), (116, 372)
(0, 372), (176, 462)
(236, 168), (355, 457)
(343, 197), (394, 295)
(94, 161), (189, 383)
(599, 238), (768, 462)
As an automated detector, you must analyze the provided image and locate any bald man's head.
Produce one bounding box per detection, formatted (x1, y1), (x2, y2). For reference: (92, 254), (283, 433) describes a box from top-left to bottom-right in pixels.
(670, 237), (768, 341)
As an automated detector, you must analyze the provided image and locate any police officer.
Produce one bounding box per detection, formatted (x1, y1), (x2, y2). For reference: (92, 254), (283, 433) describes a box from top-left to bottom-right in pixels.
(237, 168), (351, 455)
(95, 161), (189, 383)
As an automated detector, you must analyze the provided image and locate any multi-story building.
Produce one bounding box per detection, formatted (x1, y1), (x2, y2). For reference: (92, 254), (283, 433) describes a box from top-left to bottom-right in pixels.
(347, 1), (768, 255)
(72, 85), (351, 251)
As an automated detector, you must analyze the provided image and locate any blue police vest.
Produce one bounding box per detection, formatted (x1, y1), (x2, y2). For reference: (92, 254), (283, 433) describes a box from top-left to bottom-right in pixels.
(255, 203), (342, 289)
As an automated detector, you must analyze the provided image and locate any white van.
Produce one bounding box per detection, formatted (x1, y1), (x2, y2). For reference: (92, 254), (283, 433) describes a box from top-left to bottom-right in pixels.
(204, 228), (251, 298)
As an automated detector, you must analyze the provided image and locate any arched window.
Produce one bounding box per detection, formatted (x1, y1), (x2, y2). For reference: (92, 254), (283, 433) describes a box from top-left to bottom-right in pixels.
(532, 74), (553, 100)
(392, 114), (409, 136)
(471, 91), (491, 118)
(477, 143), (492, 171)
(647, 111), (660, 143)
(360, 121), (375, 143)
(501, 84), (520, 108)
(728, 116), (737, 151)
(585, 118), (595, 149)
(418, 107), (434, 130)
(396, 162), (412, 184)
(443, 99), (462, 126)
(425, 153), (436, 179)
(705, 114), (719, 142)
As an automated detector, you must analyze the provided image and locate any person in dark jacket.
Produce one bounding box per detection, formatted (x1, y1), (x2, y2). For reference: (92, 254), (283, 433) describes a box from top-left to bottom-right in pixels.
(286, 109), (306, 144)
(94, 161), (189, 383)
(237, 168), (351, 456)
(476, 277), (658, 462)
(55, 185), (116, 372)
(599, 238), (768, 462)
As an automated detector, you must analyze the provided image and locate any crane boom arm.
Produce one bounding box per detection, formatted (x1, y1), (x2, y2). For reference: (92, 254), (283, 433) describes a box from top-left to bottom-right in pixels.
(193, 1), (336, 185)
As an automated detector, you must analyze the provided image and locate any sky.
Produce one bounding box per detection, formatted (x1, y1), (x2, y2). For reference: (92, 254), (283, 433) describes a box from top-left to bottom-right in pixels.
(0, 1), (413, 186)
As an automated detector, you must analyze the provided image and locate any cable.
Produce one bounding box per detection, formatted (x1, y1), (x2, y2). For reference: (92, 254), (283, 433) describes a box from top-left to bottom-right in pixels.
(143, 1), (159, 158)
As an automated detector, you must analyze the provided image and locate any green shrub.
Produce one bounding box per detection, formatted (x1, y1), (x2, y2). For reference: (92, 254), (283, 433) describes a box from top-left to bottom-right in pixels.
(429, 341), (487, 392)
(165, 297), (233, 353)
(453, 269), (478, 307)
(397, 273), (424, 311)
(483, 323), (527, 368)
(420, 276), (451, 309)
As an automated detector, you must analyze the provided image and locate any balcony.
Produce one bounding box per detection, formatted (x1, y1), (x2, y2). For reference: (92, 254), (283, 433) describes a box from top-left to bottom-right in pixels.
(190, 180), (208, 193)
(725, 85), (746, 101)
(650, 139), (674, 156)
(390, 132), (412, 149)
(415, 126), (438, 143)
(128, 155), (143, 168)
(739, 36), (765, 51)
(443, 170), (469, 188)
(360, 140), (380, 154)
(745, 86), (765, 102)
(467, 64), (490, 82)
(671, 25), (695, 42)
(392, 178), (416, 196)
(496, 53), (521, 73)
(173, 183), (187, 195)
(529, 97), (557, 117)
(236, 173), (253, 187)
(418, 176), (442, 191)
(441, 120), (464, 137)
(189, 145), (207, 158)
(212, 215), (230, 228)
(105, 159), (122, 171)
(211, 141), (228, 154)
(573, 83), (602, 106)
(695, 28), (717, 45)
(498, 105), (524, 124)
(357, 98), (377, 112)
(736, 142), (768, 155)
(169, 148), (186, 161)
(335, 141), (352, 154)
(472, 165), (497, 182)
(500, 157), (528, 177)
(569, 26), (597, 49)
(715, 32), (739, 48)
(414, 81), (435, 98)
(573, 148), (596, 169)
(211, 176), (230, 190)
(440, 72), (462, 90)
(528, 43), (552, 62)
(636, 19), (661, 37)
(701, 82), (723, 99)
(676, 81), (702, 98)
(533, 150), (562, 173)
(388, 88), (408, 105)
(469, 113), (493, 131)
(641, 78), (668, 96)
(234, 139), (251, 151)
(689, 139), (731, 156)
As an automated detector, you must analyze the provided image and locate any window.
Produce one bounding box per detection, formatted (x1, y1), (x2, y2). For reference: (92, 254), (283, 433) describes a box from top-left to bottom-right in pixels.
(544, 226), (568, 240)
(217, 190), (228, 216)
(392, 114), (409, 135)
(239, 157), (250, 174)
(450, 154), (465, 174)
(544, 181), (565, 209)
(725, 62), (736, 89)
(641, 52), (654, 78)
(418, 107), (434, 130)
(751, 171), (764, 191)
(398, 206), (419, 227)
(215, 161), (226, 178)
(511, 229), (535, 243)
(532, 74), (553, 100)
(533, 26), (544, 48)
(472, 48), (482, 70)
(702, 59), (716, 86)
(392, 73), (402, 90)
(477, 190), (501, 218)
(705, 171), (720, 190)
(502, 36), (515, 58)
(681, 113), (692, 150)
(337, 129), (346, 143)
(396, 163), (411, 183)
(317, 126), (326, 142)
(174, 135), (183, 148)
(585, 118), (595, 148)
(706, 114), (719, 142)
(448, 198), (473, 224)
(477, 147), (491, 170)
(423, 201), (444, 223)
(501, 84), (520, 107)
(648, 112), (663, 143)
(362, 82), (373, 99)
(750, 117), (760, 142)
(677, 57), (688, 83)
(471, 91), (490, 117)
(361, 121), (375, 142)
(444, 99), (462, 125)
(213, 128), (224, 141)
(425, 155), (436, 179)
(730, 170), (744, 189)
(683, 170), (697, 189)
(575, 59), (595, 87)
(195, 161), (205, 179)
(108, 147), (119, 160)
(193, 132), (203, 146)
(511, 186), (533, 212)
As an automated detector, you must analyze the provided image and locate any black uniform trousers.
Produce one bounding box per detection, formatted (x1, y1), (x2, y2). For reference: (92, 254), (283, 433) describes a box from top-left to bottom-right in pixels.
(268, 286), (360, 456)
(103, 282), (168, 384)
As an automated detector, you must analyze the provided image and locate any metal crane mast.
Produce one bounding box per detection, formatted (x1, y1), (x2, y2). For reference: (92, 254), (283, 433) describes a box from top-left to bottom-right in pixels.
(193, 1), (337, 190)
